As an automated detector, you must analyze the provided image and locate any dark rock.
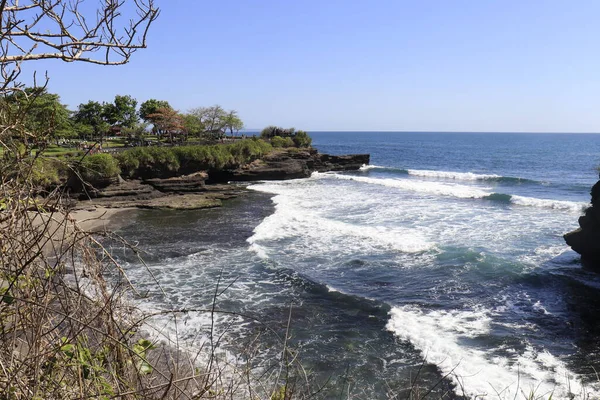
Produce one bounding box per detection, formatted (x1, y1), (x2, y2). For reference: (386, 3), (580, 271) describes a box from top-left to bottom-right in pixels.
(144, 172), (208, 193)
(70, 148), (370, 210)
(564, 181), (600, 267)
(73, 176), (246, 210)
(78, 178), (156, 200)
(208, 149), (370, 182)
(314, 153), (370, 172)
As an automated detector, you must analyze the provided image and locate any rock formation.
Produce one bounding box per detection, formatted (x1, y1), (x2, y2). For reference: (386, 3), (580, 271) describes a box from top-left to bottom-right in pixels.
(209, 148), (370, 182)
(74, 149), (369, 210)
(564, 180), (600, 265)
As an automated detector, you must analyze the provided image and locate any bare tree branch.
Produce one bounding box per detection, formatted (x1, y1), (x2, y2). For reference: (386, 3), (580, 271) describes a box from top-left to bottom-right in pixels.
(0, 0), (159, 92)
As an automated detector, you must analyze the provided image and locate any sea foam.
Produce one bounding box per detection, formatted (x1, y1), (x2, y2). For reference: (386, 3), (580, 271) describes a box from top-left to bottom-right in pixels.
(319, 173), (587, 212)
(386, 305), (598, 399)
(247, 193), (433, 255)
(321, 173), (492, 199)
(407, 168), (502, 181)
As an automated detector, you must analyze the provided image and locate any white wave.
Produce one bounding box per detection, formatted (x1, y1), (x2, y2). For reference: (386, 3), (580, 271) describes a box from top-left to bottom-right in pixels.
(316, 173), (588, 213)
(387, 305), (597, 399)
(249, 202), (432, 255)
(359, 164), (382, 171)
(408, 169), (501, 181)
(511, 195), (588, 213)
(248, 243), (269, 259)
(326, 285), (341, 293)
(322, 173), (492, 199)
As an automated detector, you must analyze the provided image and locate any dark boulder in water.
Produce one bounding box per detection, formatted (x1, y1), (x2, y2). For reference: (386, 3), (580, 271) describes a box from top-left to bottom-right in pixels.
(564, 180), (600, 267)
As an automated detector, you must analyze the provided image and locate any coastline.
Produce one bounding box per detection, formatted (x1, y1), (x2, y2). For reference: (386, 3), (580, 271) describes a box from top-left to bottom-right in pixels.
(32, 148), (370, 397)
(67, 148), (369, 214)
(70, 206), (137, 231)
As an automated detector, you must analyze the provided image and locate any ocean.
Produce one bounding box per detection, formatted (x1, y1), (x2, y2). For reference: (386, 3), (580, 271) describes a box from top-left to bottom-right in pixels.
(113, 132), (600, 399)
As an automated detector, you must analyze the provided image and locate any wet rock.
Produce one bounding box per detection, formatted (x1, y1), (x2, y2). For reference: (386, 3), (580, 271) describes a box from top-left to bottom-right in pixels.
(564, 180), (600, 266)
(144, 172), (208, 192)
(209, 149), (370, 182)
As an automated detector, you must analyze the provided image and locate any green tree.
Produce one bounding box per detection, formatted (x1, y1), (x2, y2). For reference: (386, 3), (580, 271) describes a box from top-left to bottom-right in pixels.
(139, 99), (171, 123)
(293, 130), (312, 147)
(260, 126), (295, 139)
(73, 101), (110, 144)
(121, 122), (150, 146)
(202, 105), (227, 136)
(223, 110), (244, 136)
(182, 114), (204, 137)
(5, 88), (73, 146)
(103, 95), (138, 128)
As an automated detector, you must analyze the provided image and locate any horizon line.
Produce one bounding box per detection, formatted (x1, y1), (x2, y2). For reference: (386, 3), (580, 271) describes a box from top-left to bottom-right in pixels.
(242, 129), (600, 134)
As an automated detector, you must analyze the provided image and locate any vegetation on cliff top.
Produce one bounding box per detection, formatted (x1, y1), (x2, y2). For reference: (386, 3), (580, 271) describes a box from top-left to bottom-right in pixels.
(117, 139), (274, 178)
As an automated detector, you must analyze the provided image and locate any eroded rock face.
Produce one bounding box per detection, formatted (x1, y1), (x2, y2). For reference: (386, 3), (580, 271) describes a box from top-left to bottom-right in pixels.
(564, 180), (600, 265)
(144, 172), (209, 192)
(72, 149), (370, 210)
(209, 149), (370, 182)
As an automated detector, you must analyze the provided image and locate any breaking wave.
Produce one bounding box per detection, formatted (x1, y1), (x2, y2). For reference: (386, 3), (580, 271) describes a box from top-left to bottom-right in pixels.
(387, 305), (599, 399)
(360, 165), (538, 184)
(319, 173), (587, 212)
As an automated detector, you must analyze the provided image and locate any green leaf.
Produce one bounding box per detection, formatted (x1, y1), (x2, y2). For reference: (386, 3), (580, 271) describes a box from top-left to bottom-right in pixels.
(139, 360), (153, 375)
(1, 293), (14, 304)
(60, 343), (75, 358)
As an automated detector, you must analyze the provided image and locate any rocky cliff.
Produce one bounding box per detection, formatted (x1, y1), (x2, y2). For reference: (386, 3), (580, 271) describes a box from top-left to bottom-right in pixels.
(75, 149), (369, 210)
(208, 148), (369, 182)
(564, 180), (600, 266)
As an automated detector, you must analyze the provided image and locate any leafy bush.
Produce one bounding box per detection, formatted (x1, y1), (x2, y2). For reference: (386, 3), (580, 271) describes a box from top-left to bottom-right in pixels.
(78, 153), (120, 182)
(260, 126), (295, 139)
(116, 147), (179, 178)
(271, 136), (295, 148)
(31, 158), (68, 187)
(260, 126), (312, 147)
(228, 139), (272, 162)
(293, 130), (312, 147)
(117, 139), (274, 178)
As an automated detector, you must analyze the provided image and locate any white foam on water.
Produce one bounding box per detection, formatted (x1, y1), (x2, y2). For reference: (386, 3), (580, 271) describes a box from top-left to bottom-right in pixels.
(315, 172), (588, 214)
(248, 243), (269, 259)
(359, 164), (383, 171)
(249, 175), (582, 264)
(511, 195), (588, 213)
(326, 285), (341, 293)
(247, 192), (433, 255)
(387, 306), (598, 398)
(321, 173), (493, 199)
(407, 169), (502, 181)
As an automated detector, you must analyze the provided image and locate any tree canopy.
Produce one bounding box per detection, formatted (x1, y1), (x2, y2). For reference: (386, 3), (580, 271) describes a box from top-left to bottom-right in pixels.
(103, 95), (139, 128)
(139, 99), (172, 123)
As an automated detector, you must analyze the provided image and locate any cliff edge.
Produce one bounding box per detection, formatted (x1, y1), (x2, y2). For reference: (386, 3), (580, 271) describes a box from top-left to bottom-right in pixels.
(75, 149), (370, 210)
(564, 180), (600, 266)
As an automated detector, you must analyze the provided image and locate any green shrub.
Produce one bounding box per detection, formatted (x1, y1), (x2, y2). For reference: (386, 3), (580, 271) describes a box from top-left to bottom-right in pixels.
(271, 136), (295, 148)
(116, 150), (140, 177)
(293, 130), (312, 147)
(31, 158), (68, 187)
(228, 139), (272, 162)
(78, 153), (120, 183)
(116, 147), (180, 178)
(117, 139), (274, 178)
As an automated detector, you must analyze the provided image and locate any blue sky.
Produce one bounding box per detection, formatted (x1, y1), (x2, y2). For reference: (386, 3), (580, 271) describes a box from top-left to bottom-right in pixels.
(19, 1), (600, 132)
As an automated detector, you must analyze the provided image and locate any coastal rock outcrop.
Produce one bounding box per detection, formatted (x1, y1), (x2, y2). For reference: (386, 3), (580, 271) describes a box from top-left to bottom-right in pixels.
(209, 149), (369, 182)
(564, 180), (600, 266)
(144, 172), (209, 192)
(73, 148), (370, 210)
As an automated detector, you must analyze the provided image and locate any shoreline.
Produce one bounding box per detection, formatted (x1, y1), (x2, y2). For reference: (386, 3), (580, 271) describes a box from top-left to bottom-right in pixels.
(70, 206), (137, 231)
(67, 148), (369, 213)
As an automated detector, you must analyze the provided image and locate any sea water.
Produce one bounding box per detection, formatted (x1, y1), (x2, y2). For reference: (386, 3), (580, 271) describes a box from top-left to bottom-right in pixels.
(114, 132), (600, 399)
